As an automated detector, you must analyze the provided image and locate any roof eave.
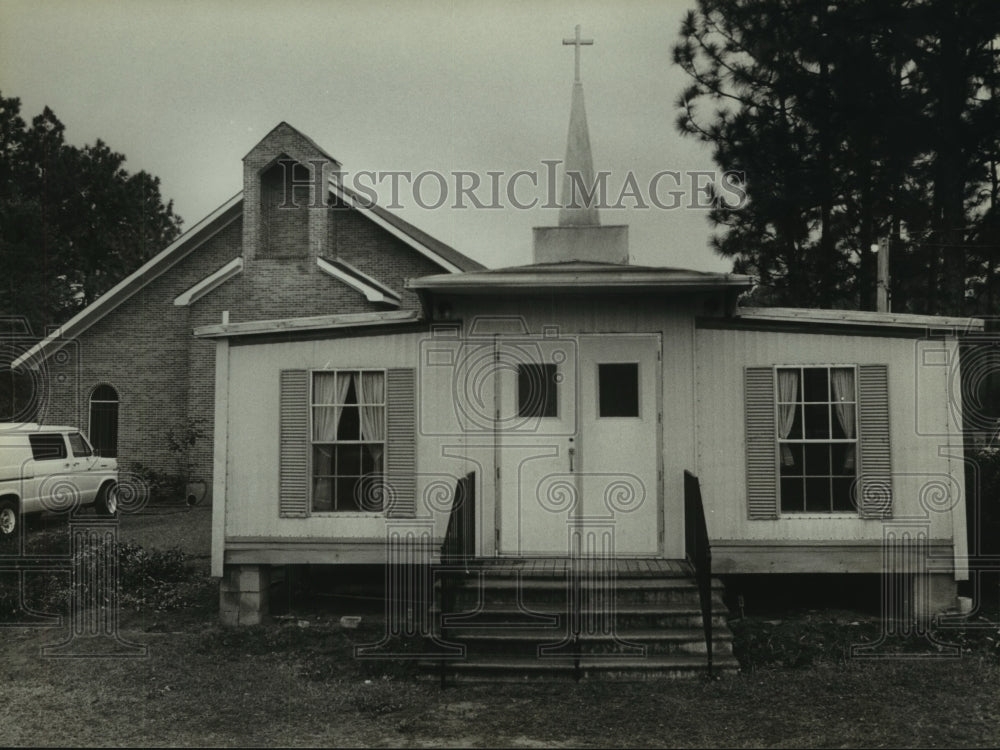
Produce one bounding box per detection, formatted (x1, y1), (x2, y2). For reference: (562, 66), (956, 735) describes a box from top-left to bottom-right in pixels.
(407, 273), (753, 294)
(12, 192), (244, 370)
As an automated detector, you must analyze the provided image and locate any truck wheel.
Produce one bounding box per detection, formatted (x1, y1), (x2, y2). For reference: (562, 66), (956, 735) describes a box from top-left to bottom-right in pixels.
(95, 483), (119, 517)
(0, 499), (18, 538)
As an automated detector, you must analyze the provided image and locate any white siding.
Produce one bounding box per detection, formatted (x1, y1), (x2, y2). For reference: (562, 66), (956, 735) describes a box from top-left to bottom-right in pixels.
(695, 327), (965, 547)
(224, 331), (475, 541)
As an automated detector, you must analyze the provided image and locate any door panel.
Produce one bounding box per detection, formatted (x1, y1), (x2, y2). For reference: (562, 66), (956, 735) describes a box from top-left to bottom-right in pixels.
(496, 338), (578, 555)
(495, 334), (661, 557)
(67, 432), (103, 505)
(578, 336), (660, 556)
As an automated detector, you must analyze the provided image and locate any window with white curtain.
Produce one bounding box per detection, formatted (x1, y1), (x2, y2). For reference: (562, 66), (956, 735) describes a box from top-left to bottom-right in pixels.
(776, 366), (857, 513)
(311, 370), (385, 512)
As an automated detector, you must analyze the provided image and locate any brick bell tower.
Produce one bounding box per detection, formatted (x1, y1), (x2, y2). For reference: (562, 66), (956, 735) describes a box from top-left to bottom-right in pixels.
(241, 122), (341, 263)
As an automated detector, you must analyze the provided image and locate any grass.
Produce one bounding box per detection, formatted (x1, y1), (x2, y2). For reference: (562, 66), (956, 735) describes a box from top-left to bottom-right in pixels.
(0, 618), (997, 747)
(2, 521), (998, 746)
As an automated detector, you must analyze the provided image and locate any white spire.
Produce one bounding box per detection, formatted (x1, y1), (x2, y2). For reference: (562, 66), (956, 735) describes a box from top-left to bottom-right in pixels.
(559, 25), (599, 227)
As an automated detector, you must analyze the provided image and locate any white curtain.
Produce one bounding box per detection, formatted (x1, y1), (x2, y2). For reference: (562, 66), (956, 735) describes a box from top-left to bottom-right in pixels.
(358, 371), (385, 467)
(313, 372), (352, 441)
(831, 368), (856, 470)
(777, 369), (799, 466)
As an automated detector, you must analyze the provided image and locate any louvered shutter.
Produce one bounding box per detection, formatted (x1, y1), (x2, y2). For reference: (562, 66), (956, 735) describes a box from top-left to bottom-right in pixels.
(745, 366), (779, 519)
(385, 368), (417, 518)
(279, 369), (310, 517)
(857, 364), (892, 518)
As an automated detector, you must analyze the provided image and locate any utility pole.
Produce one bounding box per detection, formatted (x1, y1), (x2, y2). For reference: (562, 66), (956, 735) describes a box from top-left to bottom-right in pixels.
(875, 237), (891, 313)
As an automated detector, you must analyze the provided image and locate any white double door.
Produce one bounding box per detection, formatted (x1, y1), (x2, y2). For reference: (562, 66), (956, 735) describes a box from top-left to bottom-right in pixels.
(495, 334), (661, 557)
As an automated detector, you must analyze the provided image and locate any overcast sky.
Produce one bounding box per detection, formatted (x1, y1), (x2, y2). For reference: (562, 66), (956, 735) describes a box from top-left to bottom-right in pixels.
(0, 0), (731, 271)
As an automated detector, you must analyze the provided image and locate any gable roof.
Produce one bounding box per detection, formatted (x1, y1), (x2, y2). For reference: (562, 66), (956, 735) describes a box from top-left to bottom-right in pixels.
(243, 121), (341, 167)
(13, 185), (483, 369)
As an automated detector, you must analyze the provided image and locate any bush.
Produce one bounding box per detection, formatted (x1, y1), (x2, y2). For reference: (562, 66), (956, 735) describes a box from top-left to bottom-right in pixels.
(126, 461), (187, 503)
(0, 537), (207, 620)
(731, 610), (1000, 670)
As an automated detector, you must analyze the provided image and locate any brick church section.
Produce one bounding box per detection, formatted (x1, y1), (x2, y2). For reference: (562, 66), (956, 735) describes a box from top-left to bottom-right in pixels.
(16, 123), (483, 503)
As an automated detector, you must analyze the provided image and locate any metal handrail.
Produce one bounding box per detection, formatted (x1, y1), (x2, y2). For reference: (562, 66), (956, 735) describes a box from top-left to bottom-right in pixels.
(440, 471), (475, 566)
(683, 470), (713, 677)
(438, 471), (475, 687)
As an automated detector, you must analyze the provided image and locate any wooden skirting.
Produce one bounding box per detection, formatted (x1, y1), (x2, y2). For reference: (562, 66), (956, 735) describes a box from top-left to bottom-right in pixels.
(224, 536), (444, 566)
(711, 539), (956, 575)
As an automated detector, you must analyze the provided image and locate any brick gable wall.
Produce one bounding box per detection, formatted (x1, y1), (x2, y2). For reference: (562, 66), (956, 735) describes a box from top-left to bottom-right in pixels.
(40, 203), (447, 502)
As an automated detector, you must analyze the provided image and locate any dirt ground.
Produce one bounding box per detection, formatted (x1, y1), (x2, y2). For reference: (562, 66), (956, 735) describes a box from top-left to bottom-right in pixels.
(3, 503), (998, 747)
(1, 617), (998, 748)
(117, 502), (211, 563)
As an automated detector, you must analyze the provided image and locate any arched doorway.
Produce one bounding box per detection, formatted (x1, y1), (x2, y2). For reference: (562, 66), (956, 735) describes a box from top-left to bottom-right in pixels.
(89, 384), (119, 458)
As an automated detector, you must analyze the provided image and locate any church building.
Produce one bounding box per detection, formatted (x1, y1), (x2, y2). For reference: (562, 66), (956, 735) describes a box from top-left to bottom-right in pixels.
(13, 27), (979, 681)
(193, 29), (975, 679)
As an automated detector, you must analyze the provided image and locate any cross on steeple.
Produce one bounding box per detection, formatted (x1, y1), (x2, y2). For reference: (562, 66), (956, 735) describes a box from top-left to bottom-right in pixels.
(562, 24), (593, 83)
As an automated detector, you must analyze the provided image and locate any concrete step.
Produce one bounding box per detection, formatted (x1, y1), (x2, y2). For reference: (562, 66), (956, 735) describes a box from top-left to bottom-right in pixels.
(419, 654), (741, 682)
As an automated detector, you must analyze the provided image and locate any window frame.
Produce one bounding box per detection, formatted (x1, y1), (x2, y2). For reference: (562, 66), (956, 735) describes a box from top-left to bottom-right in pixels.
(308, 367), (388, 516)
(773, 364), (859, 516)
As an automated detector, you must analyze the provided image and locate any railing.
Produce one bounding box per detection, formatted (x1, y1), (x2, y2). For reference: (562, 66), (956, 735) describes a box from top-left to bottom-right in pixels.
(440, 471), (475, 567)
(683, 470), (713, 677)
(438, 471), (475, 687)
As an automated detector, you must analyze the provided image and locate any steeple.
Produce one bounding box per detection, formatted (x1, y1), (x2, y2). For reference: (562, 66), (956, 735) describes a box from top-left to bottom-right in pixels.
(559, 25), (599, 227)
(533, 25), (629, 265)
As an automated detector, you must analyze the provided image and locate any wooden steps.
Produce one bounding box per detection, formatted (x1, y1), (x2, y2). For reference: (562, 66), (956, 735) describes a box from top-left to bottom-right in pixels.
(422, 561), (739, 682)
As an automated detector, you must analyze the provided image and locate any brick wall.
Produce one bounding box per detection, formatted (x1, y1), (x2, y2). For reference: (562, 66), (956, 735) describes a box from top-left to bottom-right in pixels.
(41, 199), (448, 501)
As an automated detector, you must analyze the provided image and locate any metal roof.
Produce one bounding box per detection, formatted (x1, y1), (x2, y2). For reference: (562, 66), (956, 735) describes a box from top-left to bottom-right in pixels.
(408, 261), (753, 294)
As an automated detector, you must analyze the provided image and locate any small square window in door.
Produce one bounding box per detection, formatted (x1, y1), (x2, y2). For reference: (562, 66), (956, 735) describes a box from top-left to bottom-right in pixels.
(599, 363), (639, 417)
(517, 363), (558, 418)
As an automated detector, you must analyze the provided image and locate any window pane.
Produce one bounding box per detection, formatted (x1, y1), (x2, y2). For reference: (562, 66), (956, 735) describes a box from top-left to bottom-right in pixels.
(313, 478), (333, 511)
(28, 434), (67, 460)
(776, 369), (801, 403)
(361, 445), (384, 475)
(804, 443), (831, 476)
(313, 445), (335, 476)
(780, 444), (804, 475)
(313, 372), (338, 403)
(336, 444), (362, 477)
(337, 405), (360, 440)
(337, 476), (362, 511)
(831, 444), (856, 476)
(786, 404), (803, 439)
(358, 372), (385, 405)
(358, 406), (384, 443)
(805, 477), (831, 511)
(518, 363), (558, 418)
(599, 363), (639, 417)
(781, 477), (804, 512)
(313, 406), (339, 441)
(68, 433), (91, 457)
(355, 473), (385, 512)
(803, 404), (830, 439)
(832, 478), (855, 511)
(803, 368), (829, 402)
